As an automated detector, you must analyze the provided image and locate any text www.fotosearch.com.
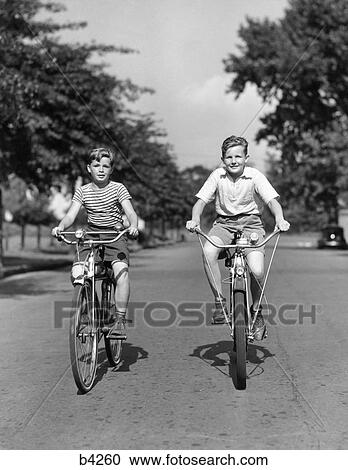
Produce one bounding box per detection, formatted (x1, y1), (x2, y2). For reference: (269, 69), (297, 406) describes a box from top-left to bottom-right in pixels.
(79, 453), (269, 467)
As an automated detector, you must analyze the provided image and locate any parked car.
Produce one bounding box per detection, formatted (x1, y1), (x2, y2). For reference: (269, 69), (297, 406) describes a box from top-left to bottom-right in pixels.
(317, 225), (347, 249)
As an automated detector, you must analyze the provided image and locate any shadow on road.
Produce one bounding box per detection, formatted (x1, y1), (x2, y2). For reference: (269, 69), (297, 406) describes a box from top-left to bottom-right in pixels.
(91, 343), (149, 389)
(190, 340), (275, 389)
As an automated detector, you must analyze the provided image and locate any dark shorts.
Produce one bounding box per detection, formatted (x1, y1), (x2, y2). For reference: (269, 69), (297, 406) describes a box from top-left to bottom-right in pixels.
(75, 224), (129, 265)
(208, 214), (266, 254)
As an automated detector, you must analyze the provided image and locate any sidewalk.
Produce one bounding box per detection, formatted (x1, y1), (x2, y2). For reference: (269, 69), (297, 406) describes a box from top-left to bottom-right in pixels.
(1, 241), (144, 279)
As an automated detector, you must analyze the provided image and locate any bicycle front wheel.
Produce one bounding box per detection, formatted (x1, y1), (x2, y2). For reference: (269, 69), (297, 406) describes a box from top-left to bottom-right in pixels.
(233, 290), (247, 390)
(103, 281), (125, 366)
(69, 282), (98, 393)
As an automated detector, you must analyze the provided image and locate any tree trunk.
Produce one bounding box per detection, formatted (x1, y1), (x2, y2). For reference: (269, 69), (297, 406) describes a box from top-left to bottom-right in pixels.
(21, 224), (25, 250)
(0, 187), (4, 278)
(5, 228), (9, 251)
(161, 218), (166, 238)
(37, 225), (41, 249)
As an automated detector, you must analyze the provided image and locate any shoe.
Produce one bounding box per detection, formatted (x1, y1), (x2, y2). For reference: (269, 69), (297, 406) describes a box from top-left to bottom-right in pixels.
(212, 297), (227, 324)
(251, 307), (267, 341)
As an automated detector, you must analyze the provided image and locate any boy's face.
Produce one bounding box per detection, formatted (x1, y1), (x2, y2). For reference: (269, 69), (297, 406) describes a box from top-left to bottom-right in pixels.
(87, 156), (113, 186)
(222, 145), (249, 178)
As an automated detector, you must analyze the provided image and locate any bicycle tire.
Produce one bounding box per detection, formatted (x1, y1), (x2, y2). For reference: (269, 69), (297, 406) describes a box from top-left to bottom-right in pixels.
(233, 290), (247, 390)
(103, 281), (124, 366)
(69, 282), (98, 393)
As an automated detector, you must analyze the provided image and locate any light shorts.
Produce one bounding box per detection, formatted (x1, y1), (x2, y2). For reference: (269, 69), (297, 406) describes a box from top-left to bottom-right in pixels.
(208, 213), (266, 254)
(75, 224), (129, 265)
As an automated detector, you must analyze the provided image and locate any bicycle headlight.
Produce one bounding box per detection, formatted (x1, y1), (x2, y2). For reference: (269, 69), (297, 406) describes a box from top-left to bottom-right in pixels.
(236, 266), (245, 276)
(250, 232), (259, 244)
(75, 229), (84, 239)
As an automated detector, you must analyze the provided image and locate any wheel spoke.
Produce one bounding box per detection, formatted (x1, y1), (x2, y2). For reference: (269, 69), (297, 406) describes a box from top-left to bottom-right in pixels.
(70, 282), (98, 393)
(103, 280), (124, 366)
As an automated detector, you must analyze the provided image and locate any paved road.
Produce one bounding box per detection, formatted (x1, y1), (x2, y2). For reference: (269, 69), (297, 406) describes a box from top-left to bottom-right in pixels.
(0, 238), (347, 450)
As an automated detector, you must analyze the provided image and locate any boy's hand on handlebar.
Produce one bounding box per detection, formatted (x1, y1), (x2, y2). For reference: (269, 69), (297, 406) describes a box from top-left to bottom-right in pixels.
(128, 225), (139, 238)
(275, 219), (290, 232)
(51, 226), (62, 237)
(186, 220), (200, 232)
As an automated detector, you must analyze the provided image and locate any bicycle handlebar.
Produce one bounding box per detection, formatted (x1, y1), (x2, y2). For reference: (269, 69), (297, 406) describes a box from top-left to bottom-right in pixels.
(54, 228), (130, 245)
(194, 227), (281, 249)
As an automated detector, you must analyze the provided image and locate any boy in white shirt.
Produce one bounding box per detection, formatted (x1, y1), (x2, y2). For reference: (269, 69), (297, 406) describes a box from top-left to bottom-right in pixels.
(186, 136), (290, 340)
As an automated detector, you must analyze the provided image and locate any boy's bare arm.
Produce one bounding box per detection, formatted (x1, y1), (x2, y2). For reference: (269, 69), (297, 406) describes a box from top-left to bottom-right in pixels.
(186, 199), (206, 231)
(121, 199), (139, 237)
(51, 200), (82, 236)
(267, 198), (290, 231)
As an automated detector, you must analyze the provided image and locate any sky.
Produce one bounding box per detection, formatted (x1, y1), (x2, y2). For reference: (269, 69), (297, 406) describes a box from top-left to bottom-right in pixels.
(55, 0), (289, 171)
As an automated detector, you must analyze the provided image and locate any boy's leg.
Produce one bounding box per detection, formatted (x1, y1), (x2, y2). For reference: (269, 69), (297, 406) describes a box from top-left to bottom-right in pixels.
(111, 261), (130, 314)
(246, 251), (265, 310)
(202, 237), (224, 299)
(202, 237), (228, 324)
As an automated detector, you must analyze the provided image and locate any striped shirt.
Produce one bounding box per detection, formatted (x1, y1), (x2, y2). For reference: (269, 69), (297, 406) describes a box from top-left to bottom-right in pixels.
(72, 181), (131, 227)
(196, 166), (279, 216)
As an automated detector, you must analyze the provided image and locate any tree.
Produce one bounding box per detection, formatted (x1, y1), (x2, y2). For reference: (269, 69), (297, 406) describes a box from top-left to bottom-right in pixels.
(0, 0), (159, 273)
(180, 165), (216, 229)
(0, 0), (207, 273)
(2, 176), (54, 249)
(0, 0), (147, 189)
(223, 0), (348, 229)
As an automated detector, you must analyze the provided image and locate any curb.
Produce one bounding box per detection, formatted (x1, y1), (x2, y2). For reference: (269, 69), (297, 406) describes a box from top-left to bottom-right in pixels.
(2, 259), (72, 279)
(1, 243), (146, 280)
(0, 241), (183, 280)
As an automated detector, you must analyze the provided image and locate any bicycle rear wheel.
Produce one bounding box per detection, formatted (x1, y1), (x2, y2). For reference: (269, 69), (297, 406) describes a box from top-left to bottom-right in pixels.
(233, 290), (247, 390)
(103, 281), (125, 366)
(69, 281), (98, 393)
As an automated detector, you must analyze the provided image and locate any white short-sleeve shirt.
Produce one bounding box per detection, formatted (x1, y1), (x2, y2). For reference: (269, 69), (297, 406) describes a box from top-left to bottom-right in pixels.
(195, 166), (279, 216)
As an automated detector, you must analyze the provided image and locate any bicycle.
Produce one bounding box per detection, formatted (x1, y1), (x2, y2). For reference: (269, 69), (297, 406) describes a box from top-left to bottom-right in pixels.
(194, 227), (281, 390)
(54, 227), (130, 393)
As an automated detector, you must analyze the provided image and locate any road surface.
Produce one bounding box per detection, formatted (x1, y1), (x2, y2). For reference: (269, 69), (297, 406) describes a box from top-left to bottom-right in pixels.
(0, 238), (347, 449)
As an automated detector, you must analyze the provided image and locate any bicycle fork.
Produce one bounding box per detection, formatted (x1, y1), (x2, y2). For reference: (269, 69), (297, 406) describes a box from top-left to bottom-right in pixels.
(229, 255), (252, 340)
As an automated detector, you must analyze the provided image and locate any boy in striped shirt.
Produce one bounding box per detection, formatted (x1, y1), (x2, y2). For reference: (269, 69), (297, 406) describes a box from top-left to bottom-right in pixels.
(52, 147), (139, 326)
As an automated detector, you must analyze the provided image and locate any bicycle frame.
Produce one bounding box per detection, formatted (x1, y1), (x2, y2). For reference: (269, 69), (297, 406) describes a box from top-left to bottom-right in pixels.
(58, 228), (129, 310)
(56, 228), (130, 392)
(195, 228), (281, 335)
(58, 228), (130, 337)
(196, 227), (281, 389)
(226, 249), (252, 338)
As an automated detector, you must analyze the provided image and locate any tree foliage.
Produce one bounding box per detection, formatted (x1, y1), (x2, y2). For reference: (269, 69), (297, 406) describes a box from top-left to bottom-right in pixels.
(0, 0), (145, 188)
(0, 0), (201, 249)
(224, 0), (348, 229)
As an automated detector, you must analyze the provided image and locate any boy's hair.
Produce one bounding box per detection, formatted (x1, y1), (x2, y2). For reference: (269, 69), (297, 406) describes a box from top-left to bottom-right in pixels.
(88, 147), (115, 166)
(221, 135), (248, 158)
